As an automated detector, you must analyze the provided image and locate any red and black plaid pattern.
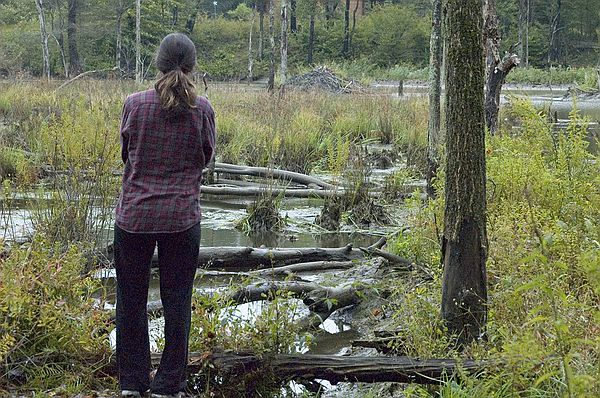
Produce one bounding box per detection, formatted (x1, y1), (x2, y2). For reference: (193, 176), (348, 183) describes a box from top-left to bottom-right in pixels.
(115, 89), (216, 233)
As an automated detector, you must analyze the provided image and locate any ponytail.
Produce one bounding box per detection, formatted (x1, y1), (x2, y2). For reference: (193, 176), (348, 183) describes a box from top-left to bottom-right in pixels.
(154, 69), (197, 112)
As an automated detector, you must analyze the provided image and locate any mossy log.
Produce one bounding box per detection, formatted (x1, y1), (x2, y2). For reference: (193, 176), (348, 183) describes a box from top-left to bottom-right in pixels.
(150, 351), (495, 385)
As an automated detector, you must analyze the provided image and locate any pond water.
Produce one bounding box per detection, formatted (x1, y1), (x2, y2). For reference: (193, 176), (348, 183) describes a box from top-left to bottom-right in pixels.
(371, 82), (600, 153)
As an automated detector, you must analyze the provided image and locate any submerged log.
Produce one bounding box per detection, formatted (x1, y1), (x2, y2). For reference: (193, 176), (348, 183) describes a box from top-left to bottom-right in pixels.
(150, 351), (495, 385)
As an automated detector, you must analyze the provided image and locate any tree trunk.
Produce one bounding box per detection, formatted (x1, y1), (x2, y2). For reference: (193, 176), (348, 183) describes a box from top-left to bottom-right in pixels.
(442, 0), (488, 346)
(268, 0), (275, 91)
(548, 0), (562, 65)
(116, 0), (124, 71)
(350, 0), (359, 49)
(524, 0), (529, 67)
(426, 0), (443, 199)
(290, 0), (297, 33)
(171, 5), (179, 27)
(185, 0), (202, 34)
(248, 7), (255, 83)
(67, 0), (81, 76)
(135, 0), (142, 83)
(307, 13), (315, 64)
(484, 54), (519, 134)
(49, 33), (69, 78)
(258, 6), (264, 60)
(35, 0), (51, 79)
(484, 0), (519, 134)
(342, 0), (350, 57)
(280, 0), (288, 85)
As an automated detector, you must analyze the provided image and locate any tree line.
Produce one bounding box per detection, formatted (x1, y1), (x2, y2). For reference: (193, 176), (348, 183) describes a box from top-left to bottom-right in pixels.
(0, 0), (598, 79)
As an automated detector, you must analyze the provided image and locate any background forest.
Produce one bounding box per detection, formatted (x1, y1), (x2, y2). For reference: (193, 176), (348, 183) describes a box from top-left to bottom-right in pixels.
(0, 0), (599, 80)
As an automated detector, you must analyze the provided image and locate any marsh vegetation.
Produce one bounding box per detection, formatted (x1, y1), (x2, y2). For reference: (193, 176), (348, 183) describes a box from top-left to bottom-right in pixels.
(0, 78), (598, 397)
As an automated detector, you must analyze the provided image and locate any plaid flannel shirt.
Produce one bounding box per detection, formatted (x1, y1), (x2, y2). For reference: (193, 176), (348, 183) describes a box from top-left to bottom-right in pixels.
(115, 89), (216, 233)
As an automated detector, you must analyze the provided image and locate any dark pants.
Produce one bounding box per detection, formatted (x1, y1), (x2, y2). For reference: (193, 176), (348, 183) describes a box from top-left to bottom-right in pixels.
(114, 222), (201, 394)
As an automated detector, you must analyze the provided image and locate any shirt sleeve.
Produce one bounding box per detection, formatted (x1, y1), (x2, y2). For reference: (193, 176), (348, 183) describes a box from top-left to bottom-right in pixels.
(202, 103), (216, 168)
(119, 97), (132, 164)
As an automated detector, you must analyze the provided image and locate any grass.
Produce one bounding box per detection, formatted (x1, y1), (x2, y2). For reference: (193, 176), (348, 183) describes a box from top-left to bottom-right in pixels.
(505, 66), (599, 88)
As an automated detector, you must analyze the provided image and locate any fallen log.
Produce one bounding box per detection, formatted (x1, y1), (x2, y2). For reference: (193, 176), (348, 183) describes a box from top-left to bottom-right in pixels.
(96, 240), (388, 272)
(230, 281), (361, 330)
(249, 260), (356, 276)
(150, 351), (495, 385)
(201, 244), (384, 270)
(214, 163), (338, 190)
(229, 281), (359, 311)
(360, 247), (433, 278)
(200, 184), (342, 198)
(132, 280), (360, 331)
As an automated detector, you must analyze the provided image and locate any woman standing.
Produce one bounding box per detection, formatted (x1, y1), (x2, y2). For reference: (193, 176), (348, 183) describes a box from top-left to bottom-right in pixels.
(114, 33), (215, 398)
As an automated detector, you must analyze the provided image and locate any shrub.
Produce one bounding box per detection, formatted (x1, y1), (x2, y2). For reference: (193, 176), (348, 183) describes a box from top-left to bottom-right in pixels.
(389, 99), (600, 396)
(0, 240), (112, 393)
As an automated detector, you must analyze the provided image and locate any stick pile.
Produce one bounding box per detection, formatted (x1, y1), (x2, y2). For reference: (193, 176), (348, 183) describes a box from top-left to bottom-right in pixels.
(287, 66), (365, 93)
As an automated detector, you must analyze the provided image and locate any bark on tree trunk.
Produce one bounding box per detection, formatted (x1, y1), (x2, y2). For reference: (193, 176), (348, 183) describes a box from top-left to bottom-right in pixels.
(116, 0), (124, 72)
(442, 0), (488, 346)
(350, 0), (359, 49)
(185, 0), (202, 34)
(35, 0), (51, 79)
(290, 0), (297, 33)
(67, 0), (81, 77)
(484, 54), (519, 134)
(426, 0), (443, 199)
(171, 5), (179, 27)
(342, 0), (350, 57)
(484, 0), (519, 135)
(258, 7), (264, 60)
(280, 0), (288, 85)
(268, 0), (275, 92)
(248, 7), (256, 83)
(518, 0), (531, 67)
(49, 33), (69, 77)
(308, 13), (315, 64)
(135, 0), (142, 83)
(548, 0), (562, 65)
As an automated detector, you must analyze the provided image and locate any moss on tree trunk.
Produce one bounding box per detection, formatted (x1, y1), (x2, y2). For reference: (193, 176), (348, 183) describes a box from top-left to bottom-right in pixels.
(441, 0), (488, 346)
